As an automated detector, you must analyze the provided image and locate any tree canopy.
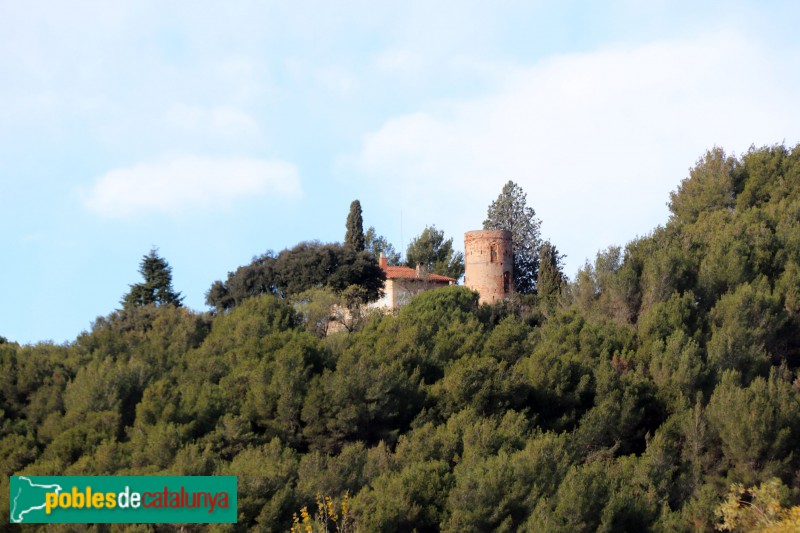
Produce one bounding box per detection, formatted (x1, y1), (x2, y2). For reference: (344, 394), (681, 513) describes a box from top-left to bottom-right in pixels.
(365, 226), (401, 265)
(536, 240), (567, 304)
(205, 241), (385, 312)
(121, 248), (183, 308)
(405, 225), (465, 280)
(345, 199), (365, 252)
(483, 180), (542, 294)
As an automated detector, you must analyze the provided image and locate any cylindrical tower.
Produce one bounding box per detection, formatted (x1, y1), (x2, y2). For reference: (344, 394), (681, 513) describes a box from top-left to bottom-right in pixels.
(464, 229), (513, 304)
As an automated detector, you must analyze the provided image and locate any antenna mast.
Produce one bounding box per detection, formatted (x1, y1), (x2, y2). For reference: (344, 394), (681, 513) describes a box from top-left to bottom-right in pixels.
(400, 209), (404, 262)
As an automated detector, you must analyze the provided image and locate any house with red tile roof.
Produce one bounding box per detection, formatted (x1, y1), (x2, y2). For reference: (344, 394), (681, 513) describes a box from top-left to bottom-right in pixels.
(372, 255), (457, 309)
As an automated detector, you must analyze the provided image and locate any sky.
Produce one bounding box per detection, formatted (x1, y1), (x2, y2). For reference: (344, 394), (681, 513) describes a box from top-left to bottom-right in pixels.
(3, 1), (800, 345)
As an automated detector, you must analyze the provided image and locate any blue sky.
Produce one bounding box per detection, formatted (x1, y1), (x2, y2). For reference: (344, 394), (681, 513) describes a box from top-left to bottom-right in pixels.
(3, 1), (800, 344)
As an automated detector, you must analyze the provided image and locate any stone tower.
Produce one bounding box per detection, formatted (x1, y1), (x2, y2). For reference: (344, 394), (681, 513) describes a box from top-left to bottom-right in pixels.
(464, 229), (513, 304)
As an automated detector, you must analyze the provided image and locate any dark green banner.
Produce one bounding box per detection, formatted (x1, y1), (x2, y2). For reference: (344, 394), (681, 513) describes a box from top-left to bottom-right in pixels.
(9, 476), (237, 524)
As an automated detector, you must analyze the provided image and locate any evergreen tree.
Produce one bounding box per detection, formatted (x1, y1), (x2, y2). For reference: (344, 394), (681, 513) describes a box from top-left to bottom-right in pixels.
(537, 240), (567, 300)
(405, 225), (464, 279)
(122, 248), (183, 308)
(668, 147), (742, 225)
(484, 181), (542, 294)
(345, 200), (365, 251)
(365, 226), (401, 265)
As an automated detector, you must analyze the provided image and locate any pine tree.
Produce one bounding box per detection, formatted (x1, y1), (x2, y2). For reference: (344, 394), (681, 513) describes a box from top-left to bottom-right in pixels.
(484, 181), (542, 294)
(405, 225), (464, 279)
(122, 248), (183, 308)
(365, 226), (401, 265)
(345, 200), (365, 252)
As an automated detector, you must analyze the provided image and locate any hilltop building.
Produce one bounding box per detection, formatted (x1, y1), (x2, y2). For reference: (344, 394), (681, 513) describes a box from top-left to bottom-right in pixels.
(370, 228), (514, 310)
(464, 229), (513, 304)
(372, 255), (457, 309)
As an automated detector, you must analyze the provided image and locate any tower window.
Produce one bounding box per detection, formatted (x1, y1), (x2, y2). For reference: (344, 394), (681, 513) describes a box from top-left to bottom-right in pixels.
(503, 271), (510, 293)
(490, 244), (497, 263)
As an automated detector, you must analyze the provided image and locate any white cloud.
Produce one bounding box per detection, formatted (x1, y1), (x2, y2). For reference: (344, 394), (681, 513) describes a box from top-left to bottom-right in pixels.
(83, 156), (301, 219)
(354, 31), (800, 272)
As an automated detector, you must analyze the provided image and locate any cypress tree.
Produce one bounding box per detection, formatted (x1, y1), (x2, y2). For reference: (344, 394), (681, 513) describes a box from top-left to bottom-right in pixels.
(537, 240), (566, 300)
(345, 199), (366, 252)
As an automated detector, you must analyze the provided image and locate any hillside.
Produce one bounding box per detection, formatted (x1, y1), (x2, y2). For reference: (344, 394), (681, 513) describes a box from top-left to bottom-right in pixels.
(3, 144), (800, 532)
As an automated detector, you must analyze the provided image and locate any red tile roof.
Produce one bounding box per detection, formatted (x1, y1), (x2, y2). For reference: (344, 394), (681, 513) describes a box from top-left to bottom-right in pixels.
(382, 265), (456, 283)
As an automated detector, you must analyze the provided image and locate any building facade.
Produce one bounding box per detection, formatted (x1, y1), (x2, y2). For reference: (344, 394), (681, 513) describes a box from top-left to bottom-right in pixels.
(372, 255), (457, 309)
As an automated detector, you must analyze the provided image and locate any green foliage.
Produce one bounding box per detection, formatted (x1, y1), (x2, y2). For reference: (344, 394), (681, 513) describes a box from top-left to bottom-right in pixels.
(647, 330), (707, 412)
(537, 240), (568, 309)
(737, 144), (800, 211)
(669, 147), (743, 225)
(527, 457), (662, 532)
(574, 361), (665, 457)
(573, 245), (644, 323)
(432, 355), (525, 417)
(345, 199), (366, 252)
(443, 431), (571, 533)
(206, 241), (386, 311)
(353, 460), (453, 532)
(221, 439), (299, 531)
(405, 225), (464, 279)
(292, 287), (343, 337)
(706, 369), (800, 483)
(122, 248), (183, 308)
(484, 180), (543, 294)
(481, 315), (534, 364)
(637, 290), (700, 347)
(295, 442), (368, 503)
(707, 277), (786, 381)
(301, 344), (424, 453)
(365, 226), (401, 265)
(526, 460), (611, 532)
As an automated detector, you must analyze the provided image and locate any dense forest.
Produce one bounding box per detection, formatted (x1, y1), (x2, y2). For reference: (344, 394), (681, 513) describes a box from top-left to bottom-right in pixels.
(3, 145), (800, 532)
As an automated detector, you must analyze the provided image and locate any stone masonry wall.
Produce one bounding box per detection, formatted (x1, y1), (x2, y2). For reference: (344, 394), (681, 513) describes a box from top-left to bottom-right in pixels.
(464, 229), (513, 304)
